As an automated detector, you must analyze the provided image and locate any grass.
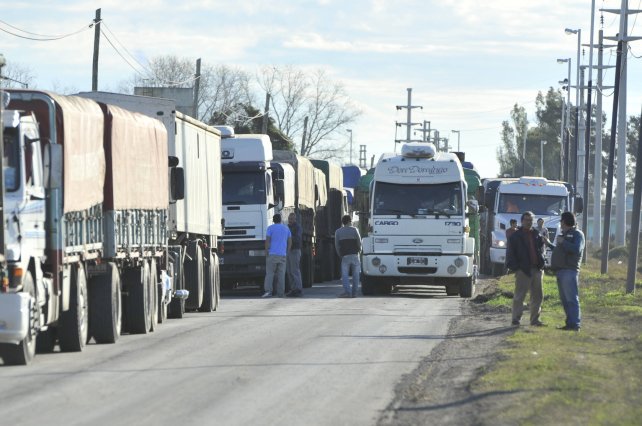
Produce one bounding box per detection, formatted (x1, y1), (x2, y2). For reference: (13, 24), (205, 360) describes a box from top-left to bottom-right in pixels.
(474, 258), (642, 425)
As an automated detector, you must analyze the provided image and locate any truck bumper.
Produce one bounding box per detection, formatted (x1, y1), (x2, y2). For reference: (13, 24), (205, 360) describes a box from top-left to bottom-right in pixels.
(490, 247), (506, 265)
(361, 253), (473, 278)
(0, 293), (31, 345)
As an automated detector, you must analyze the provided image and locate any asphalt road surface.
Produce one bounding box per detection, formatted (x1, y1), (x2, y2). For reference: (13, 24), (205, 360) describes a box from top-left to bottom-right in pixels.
(0, 281), (463, 426)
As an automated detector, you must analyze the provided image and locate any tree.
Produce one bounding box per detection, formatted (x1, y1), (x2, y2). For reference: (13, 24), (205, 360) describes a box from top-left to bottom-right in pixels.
(119, 55), (253, 123)
(233, 104), (293, 151)
(625, 114), (641, 191)
(0, 62), (36, 89)
(257, 66), (360, 159)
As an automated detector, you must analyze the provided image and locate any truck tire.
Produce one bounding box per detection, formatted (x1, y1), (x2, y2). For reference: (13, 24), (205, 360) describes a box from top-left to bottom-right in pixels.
(375, 281), (393, 295)
(491, 263), (504, 277)
(89, 262), (121, 344)
(185, 242), (204, 310)
(445, 282), (460, 296)
(302, 247), (313, 289)
(459, 276), (474, 298)
(36, 328), (56, 354)
(0, 273), (38, 365)
(148, 259), (158, 332)
(199, 252), (215, 312)
(361, 275), (375, 296)
(125, 263), (151, 334)
(59, 263), (89, 352)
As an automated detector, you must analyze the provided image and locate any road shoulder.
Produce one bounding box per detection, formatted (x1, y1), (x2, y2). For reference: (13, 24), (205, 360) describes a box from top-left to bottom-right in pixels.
(378, 278), (515, 425)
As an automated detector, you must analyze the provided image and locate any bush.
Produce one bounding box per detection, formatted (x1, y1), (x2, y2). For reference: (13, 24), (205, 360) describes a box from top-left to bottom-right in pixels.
(592, 245), (629, 260)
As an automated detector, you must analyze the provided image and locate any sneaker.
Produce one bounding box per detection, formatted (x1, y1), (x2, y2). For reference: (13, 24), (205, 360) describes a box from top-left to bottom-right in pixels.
(286, 289), (302, 297)
(557, 325), (580, 331)
(531, 320), (546, 327)
(337, 292), (351, 298)
(261, 292), (272, 298)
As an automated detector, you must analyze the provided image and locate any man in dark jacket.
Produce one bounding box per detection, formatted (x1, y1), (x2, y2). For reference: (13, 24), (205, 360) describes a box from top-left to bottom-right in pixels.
(506, 211), (549, 327)
(550, 212), (584, 331)
(286, 213), (304, 297)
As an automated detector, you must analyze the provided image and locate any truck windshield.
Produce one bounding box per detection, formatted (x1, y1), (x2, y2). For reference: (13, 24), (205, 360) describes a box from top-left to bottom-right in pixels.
(222, 172), (266, 205)
(3, 128), (20, 192)
(498, 194), (567, 215)
(373, 181), (463, 216)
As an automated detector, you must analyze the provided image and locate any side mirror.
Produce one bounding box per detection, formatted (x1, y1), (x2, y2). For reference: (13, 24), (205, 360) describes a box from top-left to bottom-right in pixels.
(44, 143), (62, 190)
(574, 196), (584, 214)
(170, 167), (185, 201)
(274, 179), (285, 202)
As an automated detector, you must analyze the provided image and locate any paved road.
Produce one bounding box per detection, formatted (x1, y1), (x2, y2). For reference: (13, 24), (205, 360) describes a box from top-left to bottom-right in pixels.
(0, 281), (463, 426)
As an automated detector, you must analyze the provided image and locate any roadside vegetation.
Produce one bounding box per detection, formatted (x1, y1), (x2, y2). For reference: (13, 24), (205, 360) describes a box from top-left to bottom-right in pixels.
(475, 255), (642, 425)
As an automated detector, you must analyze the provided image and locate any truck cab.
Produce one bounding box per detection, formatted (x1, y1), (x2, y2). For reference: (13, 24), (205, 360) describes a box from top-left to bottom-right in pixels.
(361, 143), (475, 297)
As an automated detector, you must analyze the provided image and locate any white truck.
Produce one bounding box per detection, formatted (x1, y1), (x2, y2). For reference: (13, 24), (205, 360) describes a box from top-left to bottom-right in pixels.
(218, 129), (295, 290)
(360, 142), (476, 297)
(479, 176), (582, 276)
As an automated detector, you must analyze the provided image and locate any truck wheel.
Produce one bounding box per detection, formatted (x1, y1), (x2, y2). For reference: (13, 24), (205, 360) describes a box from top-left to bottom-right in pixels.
(125, 264), (151, 334)
(445, 282), (460, 296)
(0, 273), (38, 365)
(185, 242), (204, 310)
(491, 263), (504, 277)
(89, 262), (121, 344)
(375, 281), (393, 295)
(59, 263), (89, 352)
(199, 252), (215, 312)
(459, 277), (474, 298)
(36, 328), (56, 354)
(361, 275), (375, 296)
(168, 257), (185, 319)
(148, 259), (158, 332)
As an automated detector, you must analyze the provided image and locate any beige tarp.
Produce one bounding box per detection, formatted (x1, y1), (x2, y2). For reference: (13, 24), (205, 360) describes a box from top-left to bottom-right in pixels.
(104, 104), (169, 210)
(50, 93), (106, 213)
(273, 151), (316, 210)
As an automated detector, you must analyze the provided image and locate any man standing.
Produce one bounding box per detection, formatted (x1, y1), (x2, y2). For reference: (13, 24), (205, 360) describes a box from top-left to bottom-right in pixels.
(506, 211), (549, 327)
(535, 217), (548, 238)
(263, 214), (291, 298)
(550, 212), (584, 331)
(334, 215), (361, 298)
(286, 213), (304, 297)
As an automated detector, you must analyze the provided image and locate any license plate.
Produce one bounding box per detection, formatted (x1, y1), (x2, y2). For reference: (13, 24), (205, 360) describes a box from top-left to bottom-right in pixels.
(407, 257), (428, 265)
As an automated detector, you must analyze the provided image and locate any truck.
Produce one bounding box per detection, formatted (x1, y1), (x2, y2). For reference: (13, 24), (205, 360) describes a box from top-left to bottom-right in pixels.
(0, 89), (216, 366)
(78, 91), (223, 317)
(354, 167), (375, 236)
(341, 165), (364, 213)
(311, 160), (346, 282)
(479, 176), (582, 276)
(217, 129), (294, 290)
(360, 142), (476, 297)
(272, 150), (318, 288)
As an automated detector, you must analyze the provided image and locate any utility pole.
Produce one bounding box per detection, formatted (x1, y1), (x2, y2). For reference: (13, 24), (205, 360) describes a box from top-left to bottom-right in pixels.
(261, 92), (270, 135)
(559, 97), (565, 181)
(414, 120), (431, 142)
(577, 66), (586, 216)
(601, 39), (623, 274)
(0, 54), (6, 253)
(301, 115), (308, 155)
(394, 88), (423, 149)
(359, 145), (367, 169)
(451, 130), (461, 151)
(592, 30), (616, 245)
(192, 58), (201, 119)
(522, 114), (528, 176)
(581, 0), (596, 244)
(603, 0), (642, 246)
(92, 8), (101, 91)
(346, 129), (353, 164)
(626, 107), (642, 293)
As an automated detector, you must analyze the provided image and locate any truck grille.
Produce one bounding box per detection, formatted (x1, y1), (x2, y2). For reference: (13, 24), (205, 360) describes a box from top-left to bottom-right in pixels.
(223, 226), (256, 240)
(398, 267), (438, 274)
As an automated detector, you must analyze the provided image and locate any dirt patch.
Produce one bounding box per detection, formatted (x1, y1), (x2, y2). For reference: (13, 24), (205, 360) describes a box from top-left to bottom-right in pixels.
(378, 277), (516, 426)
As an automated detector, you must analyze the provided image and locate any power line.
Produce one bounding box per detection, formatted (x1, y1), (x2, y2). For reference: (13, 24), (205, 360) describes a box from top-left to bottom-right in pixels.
(0, 19), (93, 41)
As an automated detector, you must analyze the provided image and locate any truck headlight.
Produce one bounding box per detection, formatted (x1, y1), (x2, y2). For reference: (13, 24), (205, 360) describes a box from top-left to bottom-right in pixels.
(454, 257), (464, 268)
(492, 238), (506, 248)
(372, 257), (381, 266)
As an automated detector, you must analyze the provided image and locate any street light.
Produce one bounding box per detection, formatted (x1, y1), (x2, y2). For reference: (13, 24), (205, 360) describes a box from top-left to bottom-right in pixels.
(557, 57), (572, 181)
(540, 140), (547, 177)
(451, 130), (460, 151)
(346, 129), (353, 165)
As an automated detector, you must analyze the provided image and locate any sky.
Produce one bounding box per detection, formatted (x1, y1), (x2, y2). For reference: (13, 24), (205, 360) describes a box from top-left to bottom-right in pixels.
(1, 0), (641, 179)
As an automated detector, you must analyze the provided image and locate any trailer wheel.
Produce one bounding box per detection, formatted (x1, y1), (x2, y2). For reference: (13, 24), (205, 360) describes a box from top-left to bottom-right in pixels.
(59, 263), (89, 352)
(459, 276), (474, 298)
(185, 242), (204, 310)
(148, 259), (159, 332)
(125, 263), (151, 334)
(35, 327), (56, 354)
(89, 262), (121, 344)
(0, 273), (38, 365)
(445, 282), (460, 296)
(199, 252), (215, 312)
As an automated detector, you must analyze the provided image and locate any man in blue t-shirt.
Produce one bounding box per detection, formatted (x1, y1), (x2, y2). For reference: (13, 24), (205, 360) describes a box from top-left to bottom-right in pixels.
(263, 214), (292, 298)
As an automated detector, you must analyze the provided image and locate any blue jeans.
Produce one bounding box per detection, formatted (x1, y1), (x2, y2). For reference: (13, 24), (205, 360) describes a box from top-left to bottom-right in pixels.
(556, 269), (581, 328)
(341, 254), (360, 295)
(287, 249), (303, 291)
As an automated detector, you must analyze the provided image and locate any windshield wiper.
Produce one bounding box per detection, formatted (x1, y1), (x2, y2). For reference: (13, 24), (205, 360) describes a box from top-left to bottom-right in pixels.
(224, 200), (248, 205)
(376, 208), (413, 217)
